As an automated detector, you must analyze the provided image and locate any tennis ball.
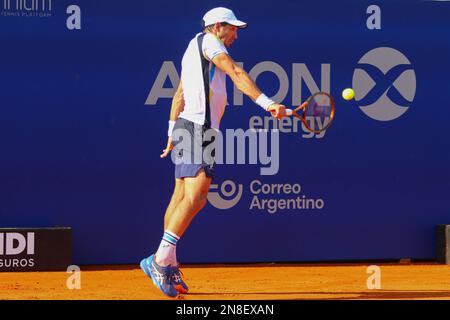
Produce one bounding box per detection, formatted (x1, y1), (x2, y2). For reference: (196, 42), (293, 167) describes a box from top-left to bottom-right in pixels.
(342, 88), (355, 101)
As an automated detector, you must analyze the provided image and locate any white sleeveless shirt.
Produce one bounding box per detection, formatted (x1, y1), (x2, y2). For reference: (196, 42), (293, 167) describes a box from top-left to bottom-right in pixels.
(179, 33), (228, 130)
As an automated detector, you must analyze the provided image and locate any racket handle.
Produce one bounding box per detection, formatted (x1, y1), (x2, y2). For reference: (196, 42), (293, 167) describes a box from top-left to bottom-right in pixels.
(286, 109), (293, 116)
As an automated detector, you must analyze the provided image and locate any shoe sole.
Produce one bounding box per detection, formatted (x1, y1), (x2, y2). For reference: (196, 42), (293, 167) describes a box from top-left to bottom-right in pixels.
(174, 284), (189, 294)
(140, 257), (178, 298)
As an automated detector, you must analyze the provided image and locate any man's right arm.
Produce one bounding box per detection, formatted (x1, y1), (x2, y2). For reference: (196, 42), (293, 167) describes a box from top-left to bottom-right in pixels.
(211, 53), (286, 119)
(212, 53), (261, 101)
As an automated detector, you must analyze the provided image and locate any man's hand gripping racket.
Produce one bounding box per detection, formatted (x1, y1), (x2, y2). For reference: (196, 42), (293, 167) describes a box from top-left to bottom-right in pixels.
(285, 92), (335, 133)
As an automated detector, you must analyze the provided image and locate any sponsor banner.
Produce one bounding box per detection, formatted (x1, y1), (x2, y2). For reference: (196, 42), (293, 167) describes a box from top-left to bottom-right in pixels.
(0, 0), (53, 18)
(0, 228), (72, 271)
(0, 0), (449, 264)
(208, 179), (325, 214)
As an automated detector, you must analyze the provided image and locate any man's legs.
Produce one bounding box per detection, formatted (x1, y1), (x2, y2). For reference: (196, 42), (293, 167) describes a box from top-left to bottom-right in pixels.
(151, 178), (185, 268)
(142, 118), (214, 297)
(155, 169), (211, 266)
(141, 170), (210, 297)
(165, 169), (211, 237)
(148, 169), (210, 295)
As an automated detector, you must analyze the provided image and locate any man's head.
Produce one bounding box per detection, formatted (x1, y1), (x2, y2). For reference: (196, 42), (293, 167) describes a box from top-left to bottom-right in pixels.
(202, 7), (247, 48)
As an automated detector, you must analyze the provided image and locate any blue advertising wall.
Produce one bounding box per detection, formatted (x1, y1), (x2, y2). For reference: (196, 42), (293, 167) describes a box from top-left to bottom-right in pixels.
(1, 0), (449, 264)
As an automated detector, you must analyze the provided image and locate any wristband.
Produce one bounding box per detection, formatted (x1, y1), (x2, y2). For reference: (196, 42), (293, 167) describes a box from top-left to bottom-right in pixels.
(255, 93), (275, 111)
(168, 120), (176, 137)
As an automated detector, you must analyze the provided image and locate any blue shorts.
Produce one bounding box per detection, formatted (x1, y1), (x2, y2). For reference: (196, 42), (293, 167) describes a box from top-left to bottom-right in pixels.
(171, 118), (216, 180)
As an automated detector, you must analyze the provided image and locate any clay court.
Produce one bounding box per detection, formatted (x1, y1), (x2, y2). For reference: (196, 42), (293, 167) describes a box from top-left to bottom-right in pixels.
(1, 262), (450, 300)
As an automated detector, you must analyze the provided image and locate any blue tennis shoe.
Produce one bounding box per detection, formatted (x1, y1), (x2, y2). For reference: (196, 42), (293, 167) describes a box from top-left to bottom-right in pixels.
(140, 254), (178, 298)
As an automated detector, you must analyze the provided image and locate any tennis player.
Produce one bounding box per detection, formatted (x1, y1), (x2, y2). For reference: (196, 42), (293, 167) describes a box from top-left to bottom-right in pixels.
(140, 7), (287, 297)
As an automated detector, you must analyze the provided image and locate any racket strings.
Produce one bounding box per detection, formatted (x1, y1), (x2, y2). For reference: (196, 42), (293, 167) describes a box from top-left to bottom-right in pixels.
(305, 94), (333, 131)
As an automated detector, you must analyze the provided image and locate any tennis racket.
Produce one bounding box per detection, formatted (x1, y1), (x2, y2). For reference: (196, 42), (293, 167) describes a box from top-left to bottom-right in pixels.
(285, 92), (335, 133)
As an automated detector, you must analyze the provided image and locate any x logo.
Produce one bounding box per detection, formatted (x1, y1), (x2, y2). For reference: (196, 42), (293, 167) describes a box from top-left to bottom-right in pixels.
(356, 63), (413, 106)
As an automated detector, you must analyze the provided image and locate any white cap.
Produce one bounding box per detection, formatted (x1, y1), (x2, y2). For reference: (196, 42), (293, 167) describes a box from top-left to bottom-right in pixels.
(202, 7), (247, 29)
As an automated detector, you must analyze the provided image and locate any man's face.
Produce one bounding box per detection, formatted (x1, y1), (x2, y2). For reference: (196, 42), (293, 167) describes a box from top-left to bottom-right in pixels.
(217, 24), (238, 48)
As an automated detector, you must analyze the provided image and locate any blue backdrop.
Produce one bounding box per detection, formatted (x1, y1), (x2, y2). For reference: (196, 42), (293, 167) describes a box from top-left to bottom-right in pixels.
(1, 0), (449, 264)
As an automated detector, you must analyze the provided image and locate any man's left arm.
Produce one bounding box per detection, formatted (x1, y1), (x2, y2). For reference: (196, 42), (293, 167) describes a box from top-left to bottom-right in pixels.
(161, 81), (184, 158)
(169, 81), (185, 121)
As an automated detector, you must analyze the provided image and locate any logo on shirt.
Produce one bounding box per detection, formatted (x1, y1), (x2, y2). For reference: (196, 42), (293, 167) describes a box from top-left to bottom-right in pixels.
(352, 47), (416, 121)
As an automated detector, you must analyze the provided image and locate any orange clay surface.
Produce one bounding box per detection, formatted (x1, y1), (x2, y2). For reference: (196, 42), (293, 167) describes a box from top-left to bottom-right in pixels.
(1, 262), (450, 300)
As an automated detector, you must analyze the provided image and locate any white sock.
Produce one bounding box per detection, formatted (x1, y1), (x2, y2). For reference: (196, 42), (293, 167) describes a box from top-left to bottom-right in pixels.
(155, 230), (179, 267)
